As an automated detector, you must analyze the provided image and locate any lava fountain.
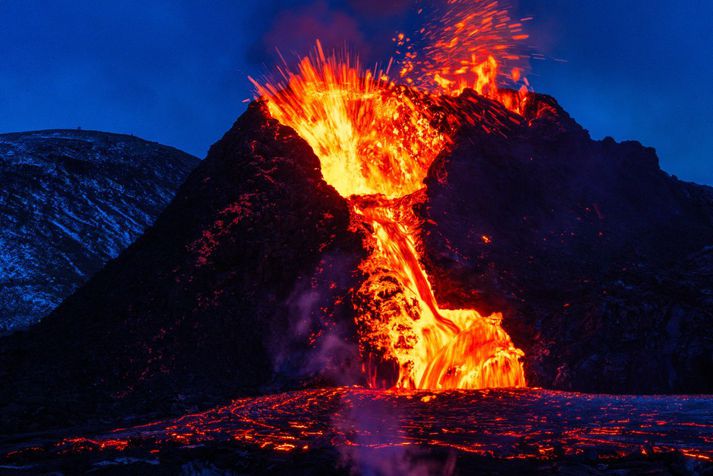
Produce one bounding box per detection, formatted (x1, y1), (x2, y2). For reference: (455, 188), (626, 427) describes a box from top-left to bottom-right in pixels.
(250, 1), (529, 390)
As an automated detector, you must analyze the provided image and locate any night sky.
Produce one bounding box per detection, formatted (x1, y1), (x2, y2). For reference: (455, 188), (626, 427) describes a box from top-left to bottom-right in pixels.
(1, 0), (711, 185)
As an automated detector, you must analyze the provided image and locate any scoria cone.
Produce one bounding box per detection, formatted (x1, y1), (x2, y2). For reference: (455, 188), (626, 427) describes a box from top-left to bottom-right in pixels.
(0, 91), (711, 435)
(0, 104), (363, 433)
(422, 91), (713, 393)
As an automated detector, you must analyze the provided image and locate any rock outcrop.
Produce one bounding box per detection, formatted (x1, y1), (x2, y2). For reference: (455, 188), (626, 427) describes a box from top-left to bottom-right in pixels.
(0, 130), (198, 332)
(421, 91), (713, 393)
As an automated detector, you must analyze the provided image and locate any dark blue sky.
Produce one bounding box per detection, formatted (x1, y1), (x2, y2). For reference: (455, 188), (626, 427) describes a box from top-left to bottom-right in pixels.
(1, 1), (711, 185)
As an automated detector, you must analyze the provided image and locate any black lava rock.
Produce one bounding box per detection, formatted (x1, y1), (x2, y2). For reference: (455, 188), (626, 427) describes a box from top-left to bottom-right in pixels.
(1, 92), (711, 436)
(421, 92), (713, 393)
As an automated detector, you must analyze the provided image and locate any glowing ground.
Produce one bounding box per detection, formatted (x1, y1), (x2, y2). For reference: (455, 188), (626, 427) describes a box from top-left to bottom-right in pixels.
(2, 388), (711, 474)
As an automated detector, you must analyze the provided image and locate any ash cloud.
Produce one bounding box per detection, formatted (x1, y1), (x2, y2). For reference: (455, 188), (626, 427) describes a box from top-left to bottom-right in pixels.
(346, 0), (412, 17)
(262, 2), (369, 61)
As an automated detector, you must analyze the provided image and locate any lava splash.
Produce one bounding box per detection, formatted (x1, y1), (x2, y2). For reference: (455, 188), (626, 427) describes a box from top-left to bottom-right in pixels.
(251, 1), (529, 390)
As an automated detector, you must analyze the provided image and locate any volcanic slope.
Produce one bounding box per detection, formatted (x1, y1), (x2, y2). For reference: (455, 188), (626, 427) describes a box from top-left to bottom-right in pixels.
(0, 93), (711, 434)
(0, 106), (362, 433)
(422, 91), (713, 393)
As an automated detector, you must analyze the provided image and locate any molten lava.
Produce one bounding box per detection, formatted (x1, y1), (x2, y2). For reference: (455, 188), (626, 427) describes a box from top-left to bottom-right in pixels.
(395, 0), (531, 113)
(250, 1), (528, 390)
(352, 195), (525, 389)
(251, 42), (445, 199)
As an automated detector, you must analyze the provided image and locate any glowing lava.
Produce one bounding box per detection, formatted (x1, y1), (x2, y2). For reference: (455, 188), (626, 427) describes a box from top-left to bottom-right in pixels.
(352, 195), (525, 389)
(251, 1), (528, 390)
(396, 0), (532, 113)
(251, 42), (445, 199)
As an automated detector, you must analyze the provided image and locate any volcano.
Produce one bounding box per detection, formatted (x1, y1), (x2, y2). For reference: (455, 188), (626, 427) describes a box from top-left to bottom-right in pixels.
(0, 85), (711, 438)
(2, 1), (712, 473)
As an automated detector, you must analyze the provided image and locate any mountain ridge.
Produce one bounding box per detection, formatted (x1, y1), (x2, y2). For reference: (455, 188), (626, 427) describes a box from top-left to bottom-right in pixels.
(0, 129), (199, 332)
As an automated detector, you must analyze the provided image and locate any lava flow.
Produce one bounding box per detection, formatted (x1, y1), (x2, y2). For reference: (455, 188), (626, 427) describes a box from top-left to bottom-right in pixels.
(352, 195), (525, 389)
(15, 389), (710, 467)
(250, 1), (529, 390)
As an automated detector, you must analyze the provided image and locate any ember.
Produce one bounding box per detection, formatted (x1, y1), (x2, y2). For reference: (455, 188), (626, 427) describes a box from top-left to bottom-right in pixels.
(251, 0), (529, 391)
(395, 0), (532, 112)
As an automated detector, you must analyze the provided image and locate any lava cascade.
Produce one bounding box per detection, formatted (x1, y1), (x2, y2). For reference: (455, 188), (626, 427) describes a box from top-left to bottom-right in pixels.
(251, 1), (528, 390)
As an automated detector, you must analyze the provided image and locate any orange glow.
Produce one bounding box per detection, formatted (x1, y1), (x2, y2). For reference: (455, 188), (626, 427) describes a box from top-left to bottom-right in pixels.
(250, 41), (445, 199)
(353, 196), (525, 389)
(42, 389), (712, 463)
(250, 2), (527, 391)
(395, 0), (531, 114)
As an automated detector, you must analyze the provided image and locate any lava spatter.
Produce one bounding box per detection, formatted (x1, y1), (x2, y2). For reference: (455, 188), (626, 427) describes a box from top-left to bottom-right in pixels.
(251, 22), (527, 390)
(395, 0), (532, 114)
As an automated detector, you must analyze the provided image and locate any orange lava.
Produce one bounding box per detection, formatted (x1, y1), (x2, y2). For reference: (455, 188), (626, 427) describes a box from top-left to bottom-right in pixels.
(395, 0), (532, 114)
(250, 1), (528, 391)
(251, 42), (445, 199)
(40, 389), (713, 463)
(353, 196), (525, 389)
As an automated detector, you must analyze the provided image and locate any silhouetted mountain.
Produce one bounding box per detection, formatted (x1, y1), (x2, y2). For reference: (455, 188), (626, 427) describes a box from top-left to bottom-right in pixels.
(0, 94), (711, 435)
(0, 130), (198, 332)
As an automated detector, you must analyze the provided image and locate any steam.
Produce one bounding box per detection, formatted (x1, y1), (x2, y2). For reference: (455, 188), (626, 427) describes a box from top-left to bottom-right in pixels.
(333, 392), (457, 476)
(269, 249), (362, 387)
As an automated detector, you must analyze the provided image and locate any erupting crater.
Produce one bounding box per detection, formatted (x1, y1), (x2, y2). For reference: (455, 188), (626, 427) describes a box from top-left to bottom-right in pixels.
(251, 30), (528, 390)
